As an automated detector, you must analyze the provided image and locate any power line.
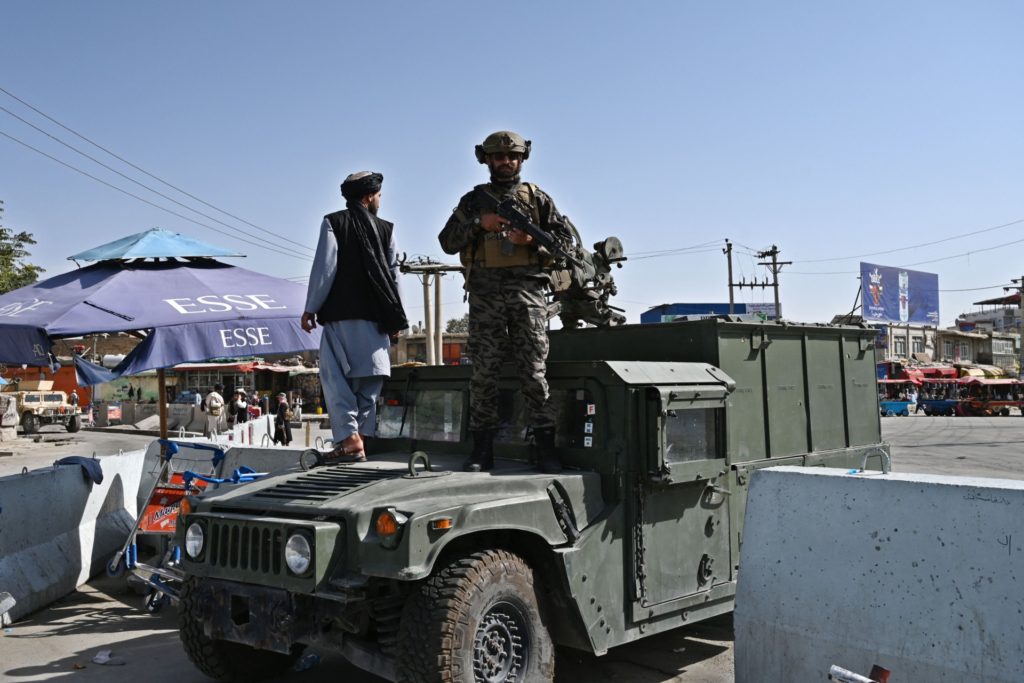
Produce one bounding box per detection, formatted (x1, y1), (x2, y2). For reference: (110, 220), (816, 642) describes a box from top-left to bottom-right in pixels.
(792, 216), (1024, 264)
(0, 129), (311, 262)
(0, 85), (312, 253)
(0, 103), (314, 256)
(630, 246), (722, 261)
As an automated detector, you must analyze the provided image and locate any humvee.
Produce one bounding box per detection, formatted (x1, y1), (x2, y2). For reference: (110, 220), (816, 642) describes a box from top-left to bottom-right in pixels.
(4, 380), (82, 434)
(176, 318), (886, 682)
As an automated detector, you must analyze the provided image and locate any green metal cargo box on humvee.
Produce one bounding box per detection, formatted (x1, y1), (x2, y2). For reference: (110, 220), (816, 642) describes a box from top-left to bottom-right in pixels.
(175, 318), (886, 683)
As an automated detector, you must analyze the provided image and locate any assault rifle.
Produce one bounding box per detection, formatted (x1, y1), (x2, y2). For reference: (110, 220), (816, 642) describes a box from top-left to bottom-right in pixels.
(493, 196), (584, 270)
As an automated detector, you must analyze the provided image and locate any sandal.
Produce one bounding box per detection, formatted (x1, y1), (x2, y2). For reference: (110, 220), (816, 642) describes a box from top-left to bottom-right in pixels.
(323, 447), (366, 464)
(321, 434), (366, 464)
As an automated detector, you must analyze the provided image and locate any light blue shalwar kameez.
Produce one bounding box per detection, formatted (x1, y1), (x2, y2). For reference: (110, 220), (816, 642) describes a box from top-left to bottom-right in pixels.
(305, 218), (399, 442)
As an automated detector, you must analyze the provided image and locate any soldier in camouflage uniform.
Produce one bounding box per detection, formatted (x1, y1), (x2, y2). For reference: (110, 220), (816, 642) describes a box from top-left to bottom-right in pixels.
(439, 131), (574, 474)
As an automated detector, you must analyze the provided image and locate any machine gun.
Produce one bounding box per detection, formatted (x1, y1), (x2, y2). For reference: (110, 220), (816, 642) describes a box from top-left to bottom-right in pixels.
(548, 229), (627, 328)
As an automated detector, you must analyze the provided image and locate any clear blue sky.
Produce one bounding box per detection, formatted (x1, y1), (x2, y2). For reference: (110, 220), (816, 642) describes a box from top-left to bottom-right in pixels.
(2, 1), (1022, 328)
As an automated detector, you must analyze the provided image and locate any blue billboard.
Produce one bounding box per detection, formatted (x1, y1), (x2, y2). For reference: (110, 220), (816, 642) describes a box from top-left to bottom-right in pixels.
(860, 262), (939, 325)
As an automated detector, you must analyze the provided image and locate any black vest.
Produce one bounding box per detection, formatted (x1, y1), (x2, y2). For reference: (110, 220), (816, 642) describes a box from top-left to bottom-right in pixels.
(316, 209), (395, 324)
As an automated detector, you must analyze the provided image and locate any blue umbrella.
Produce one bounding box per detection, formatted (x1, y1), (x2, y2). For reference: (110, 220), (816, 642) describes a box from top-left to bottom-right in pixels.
(0, 230), (320, 439)
(68, 227), (244, 262)
(0, 258), (318, 376)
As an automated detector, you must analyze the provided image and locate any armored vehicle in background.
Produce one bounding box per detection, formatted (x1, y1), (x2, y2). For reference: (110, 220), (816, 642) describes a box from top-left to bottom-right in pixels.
(176, 318), (885, 682)
(4, 380), (82, 434)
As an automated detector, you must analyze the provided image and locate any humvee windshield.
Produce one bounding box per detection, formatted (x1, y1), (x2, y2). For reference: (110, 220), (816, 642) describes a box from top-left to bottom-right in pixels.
(376, 385), (599, 449)
(23, 395), (40, 404)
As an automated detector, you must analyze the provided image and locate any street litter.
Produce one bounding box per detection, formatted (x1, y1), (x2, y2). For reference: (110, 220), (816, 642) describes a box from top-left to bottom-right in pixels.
(92, 649), (126, 666)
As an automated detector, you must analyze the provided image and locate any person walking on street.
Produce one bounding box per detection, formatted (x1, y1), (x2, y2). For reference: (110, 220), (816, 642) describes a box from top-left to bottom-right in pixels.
(273, 392), (293, 446)
(233, 389), (249, 425)
(203, 384), (225, 437)
(301, 171), (408, 463)
(438, 131), (574, 474)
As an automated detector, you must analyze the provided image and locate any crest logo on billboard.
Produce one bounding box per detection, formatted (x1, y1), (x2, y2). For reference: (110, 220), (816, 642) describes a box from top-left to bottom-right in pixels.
(868, 268), (884, 306)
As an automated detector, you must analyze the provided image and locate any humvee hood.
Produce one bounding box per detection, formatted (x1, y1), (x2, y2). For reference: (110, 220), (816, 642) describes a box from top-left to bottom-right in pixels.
(197, 454), (605, 528)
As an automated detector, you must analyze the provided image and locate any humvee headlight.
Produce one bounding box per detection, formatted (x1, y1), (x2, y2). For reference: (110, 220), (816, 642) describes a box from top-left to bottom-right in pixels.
(184, 522), (205, 558)
(374, 508), (409, 549)
(285, 533), (312, 575)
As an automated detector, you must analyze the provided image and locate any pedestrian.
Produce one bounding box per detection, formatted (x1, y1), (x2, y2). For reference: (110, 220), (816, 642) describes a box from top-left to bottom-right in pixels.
(233, 389), (248, 424)
(292, 392), (304, 420)
(260, 392), (270, 417)
(69, 389), (80, 406)
(272, 392), (293, 446)
(127, 384), (135, 401)
(301, 171), (408, 463)
(203, 384), (225, 437)
(438, 131), (575, 473)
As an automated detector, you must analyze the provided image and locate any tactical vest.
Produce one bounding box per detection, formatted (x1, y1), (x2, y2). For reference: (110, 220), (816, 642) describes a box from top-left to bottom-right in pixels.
(459, 183), (544, 269)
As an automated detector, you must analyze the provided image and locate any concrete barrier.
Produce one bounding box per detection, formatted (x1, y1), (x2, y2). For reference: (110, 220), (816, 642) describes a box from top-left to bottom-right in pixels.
(0, 429), (316, 622)
(0, 450), (147, 621)
(735, 466), (1024, 682)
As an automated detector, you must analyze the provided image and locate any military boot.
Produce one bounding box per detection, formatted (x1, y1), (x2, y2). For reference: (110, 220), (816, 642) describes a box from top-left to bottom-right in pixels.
(534, 427), (562, 474)
(463, 429), (497, 472)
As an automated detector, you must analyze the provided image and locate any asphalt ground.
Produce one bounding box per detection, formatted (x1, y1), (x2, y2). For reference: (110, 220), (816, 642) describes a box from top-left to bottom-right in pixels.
(2, 415), (1023, 682)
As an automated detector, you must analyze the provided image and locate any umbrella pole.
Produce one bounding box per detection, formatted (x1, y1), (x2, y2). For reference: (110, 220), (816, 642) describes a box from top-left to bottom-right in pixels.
(158, 368), (168, 441)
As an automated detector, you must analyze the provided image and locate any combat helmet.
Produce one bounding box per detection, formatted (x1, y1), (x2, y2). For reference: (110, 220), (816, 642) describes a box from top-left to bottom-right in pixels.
(475, 131), (531, 164)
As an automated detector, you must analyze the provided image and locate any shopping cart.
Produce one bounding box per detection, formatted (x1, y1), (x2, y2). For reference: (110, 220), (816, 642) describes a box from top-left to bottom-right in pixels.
(106, 439), (265, 612)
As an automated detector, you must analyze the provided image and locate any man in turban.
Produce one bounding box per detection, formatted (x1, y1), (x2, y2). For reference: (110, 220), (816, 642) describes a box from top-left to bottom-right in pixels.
(301, 171), (408, 462)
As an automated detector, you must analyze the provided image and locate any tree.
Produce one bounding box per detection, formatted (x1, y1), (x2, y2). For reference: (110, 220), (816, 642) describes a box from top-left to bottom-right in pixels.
(445, 313), (469, 334)
(0, 228), (43, 294)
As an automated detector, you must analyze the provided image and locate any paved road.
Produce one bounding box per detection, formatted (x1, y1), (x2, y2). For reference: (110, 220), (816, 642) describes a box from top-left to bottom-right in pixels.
(2, 416), (1021, 682)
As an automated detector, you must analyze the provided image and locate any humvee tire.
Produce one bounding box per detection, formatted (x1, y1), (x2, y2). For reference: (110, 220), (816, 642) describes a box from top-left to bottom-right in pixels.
(20, 413), (39, 435)
(178, 578), (303, 682)
(66, 415), (82, 433)
(397, 549), (554, 683)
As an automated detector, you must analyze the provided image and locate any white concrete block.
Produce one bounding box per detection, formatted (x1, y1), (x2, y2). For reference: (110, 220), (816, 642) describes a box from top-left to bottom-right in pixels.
(735, 466), (1024, 682)
(0, 450), (147, 621)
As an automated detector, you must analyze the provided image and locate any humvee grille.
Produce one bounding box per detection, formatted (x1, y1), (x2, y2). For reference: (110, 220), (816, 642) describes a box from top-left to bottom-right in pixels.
(208, 521), (285, 575)
(248, 467), (402, 503)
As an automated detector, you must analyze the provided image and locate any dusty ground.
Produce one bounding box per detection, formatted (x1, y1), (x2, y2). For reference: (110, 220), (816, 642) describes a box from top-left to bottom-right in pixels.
(2, 415), (1022, 682)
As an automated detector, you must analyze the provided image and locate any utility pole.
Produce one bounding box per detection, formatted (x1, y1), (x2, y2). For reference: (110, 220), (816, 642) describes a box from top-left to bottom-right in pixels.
(756, 245), (791, 320)
(723, 239), (735, 314)
(399, 257), (464, 365)
(420, 272), (434, 364)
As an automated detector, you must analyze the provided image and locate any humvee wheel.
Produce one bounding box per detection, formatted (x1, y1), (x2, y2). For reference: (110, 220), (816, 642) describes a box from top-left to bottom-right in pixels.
(397, 549), (554, 683)
(66, 415), (82, 433)
(20, 413), (39, 434)
(178, 578), (303, 682)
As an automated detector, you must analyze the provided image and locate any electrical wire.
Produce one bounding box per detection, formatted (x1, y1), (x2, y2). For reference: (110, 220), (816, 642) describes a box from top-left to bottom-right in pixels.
(0, 129), (311, 262)
(792, 216), (1024, 264)
(0, 85), (311, 252)
(629, 246), (722, 261)
(0, 103), (314, 256)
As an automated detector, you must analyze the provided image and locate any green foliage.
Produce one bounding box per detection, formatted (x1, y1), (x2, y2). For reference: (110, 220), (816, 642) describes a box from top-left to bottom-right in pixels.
(0, 228), (43, 294)
(445, 313), (469, 334)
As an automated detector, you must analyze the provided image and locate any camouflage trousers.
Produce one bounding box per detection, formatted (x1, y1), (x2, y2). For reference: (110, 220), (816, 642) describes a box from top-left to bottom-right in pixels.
(466, 268), (555, 432)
